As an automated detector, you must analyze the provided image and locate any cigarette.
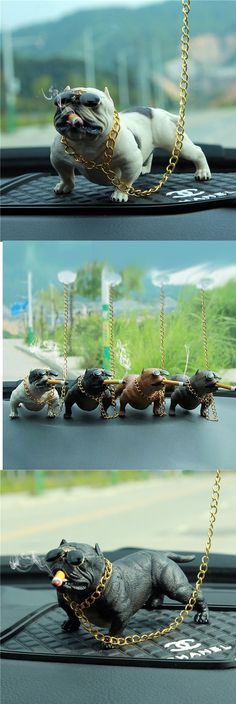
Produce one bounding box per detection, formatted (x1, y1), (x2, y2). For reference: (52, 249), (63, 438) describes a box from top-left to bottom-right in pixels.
(103, 379), (124, 385)
(47, 379), (64, 385)
(162, 378), (184, 386)
(215, 382), (236, 391)
(52, 570), (66, 588)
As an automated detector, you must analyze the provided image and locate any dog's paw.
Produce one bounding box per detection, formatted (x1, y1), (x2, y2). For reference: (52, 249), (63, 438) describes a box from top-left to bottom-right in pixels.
(119, 411), (126, 418)
(111, 189), (129, 203)
(195, 167), (211, 181)
(169, 409), (175, 417)
(47, 414), (56, 419)
(9, 414), (19, 419)
(194, 612), (209, 625)
(62, 619), (79, 633)
(54, 182), (74, 195)
(64, 413), (72, 420)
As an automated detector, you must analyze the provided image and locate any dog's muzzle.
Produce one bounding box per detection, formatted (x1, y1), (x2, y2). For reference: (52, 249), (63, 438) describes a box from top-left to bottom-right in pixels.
(54, 91), (102, 136)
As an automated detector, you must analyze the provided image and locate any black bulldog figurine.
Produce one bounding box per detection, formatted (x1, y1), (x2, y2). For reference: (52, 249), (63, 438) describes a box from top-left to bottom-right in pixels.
(168, 369), (221, 417)
(46, 539), (209, 639)
(64, 368), (113, 419)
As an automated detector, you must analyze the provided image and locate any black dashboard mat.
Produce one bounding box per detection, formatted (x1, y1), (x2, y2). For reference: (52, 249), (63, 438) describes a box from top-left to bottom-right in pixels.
(3, 396), (235, 470)
(1, 172), (236, 215)
(1, 603), (235, 669)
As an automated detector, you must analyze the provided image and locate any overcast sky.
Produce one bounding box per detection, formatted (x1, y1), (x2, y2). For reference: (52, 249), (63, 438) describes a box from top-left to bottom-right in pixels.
(1, 0), (165, 31)
(1, 0), (221, 31)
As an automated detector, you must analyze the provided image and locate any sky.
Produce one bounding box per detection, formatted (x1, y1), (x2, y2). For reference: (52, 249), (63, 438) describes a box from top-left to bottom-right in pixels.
(3, 240), (236, 307)
(1, 0), (221, 32)
(1, 0), (165, 31)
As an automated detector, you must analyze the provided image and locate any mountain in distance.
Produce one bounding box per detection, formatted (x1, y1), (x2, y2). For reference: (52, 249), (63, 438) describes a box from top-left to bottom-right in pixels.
(9, 1), (236, 69)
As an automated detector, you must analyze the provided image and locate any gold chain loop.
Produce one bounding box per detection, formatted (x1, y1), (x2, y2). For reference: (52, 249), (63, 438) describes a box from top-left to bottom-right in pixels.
(61, 0), (191, 198)
(23, 376), (55, 409)
(134, 378), (165, 417)
(64, 470), (221, 647)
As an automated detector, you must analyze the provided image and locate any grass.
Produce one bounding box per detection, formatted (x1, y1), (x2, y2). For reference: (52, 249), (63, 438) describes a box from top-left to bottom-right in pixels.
(0, 470), (156, 495)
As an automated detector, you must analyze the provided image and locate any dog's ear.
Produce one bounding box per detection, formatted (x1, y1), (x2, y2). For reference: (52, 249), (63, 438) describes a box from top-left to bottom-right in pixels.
(60, 538), (67, 546)
(95, 543), (102, 556)
(141, 368), (145, 374)
(195, 369), (199, 374)
(64, 85), (71, 90)
(104, 86), (112, 101)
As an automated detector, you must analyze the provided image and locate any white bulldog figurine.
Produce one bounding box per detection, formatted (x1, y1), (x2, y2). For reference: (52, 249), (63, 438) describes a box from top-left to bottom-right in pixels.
(51, 86), (211, 203)
(9, 368), (62, 419)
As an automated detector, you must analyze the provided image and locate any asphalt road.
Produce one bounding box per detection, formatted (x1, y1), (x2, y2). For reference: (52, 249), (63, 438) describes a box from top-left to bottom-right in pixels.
(3, 339), (52, 380)
(1, 472), (235, 555)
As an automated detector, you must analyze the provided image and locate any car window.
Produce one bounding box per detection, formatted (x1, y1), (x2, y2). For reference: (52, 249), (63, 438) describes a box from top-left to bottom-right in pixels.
(1, 0), (236, 149)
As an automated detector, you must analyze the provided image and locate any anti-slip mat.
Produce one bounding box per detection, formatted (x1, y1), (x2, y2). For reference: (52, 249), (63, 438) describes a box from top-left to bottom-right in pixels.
(1, 603), (235, 668)
(1, 172), (236, 214)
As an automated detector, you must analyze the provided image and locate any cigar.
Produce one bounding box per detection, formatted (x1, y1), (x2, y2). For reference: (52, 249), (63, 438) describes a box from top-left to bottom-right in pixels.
(47, 379), (64, 385)
(67, 112), (83, 127)
(215, 382), (236, 391)
(52, 570), (66, 588)
(103, 379), (124, 385)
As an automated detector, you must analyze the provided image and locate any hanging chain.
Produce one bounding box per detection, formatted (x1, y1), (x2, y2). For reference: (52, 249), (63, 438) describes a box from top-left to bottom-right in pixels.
(23, 376), (55, 408)
(61, 0), (191, 198)
(134, 378), (165, 417)
(159, 285), (165, 370)
(64, 470), (221, 647)
(200, 288), (218, 422)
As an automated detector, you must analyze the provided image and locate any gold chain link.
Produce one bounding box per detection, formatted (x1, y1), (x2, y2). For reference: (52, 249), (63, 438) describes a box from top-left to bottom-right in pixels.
(99, 286), (120, 420)
(64, 470), (221, 647)
(61, 0), (191, 198)
(134, 378), (166, 417)
(23, 376), (55, 409)
(200, 288), (218, 422)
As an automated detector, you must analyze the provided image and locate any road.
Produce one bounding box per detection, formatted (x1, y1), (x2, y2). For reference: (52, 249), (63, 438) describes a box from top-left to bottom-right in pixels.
(1, 472), (235, 555)
(3, 338), (78, 380)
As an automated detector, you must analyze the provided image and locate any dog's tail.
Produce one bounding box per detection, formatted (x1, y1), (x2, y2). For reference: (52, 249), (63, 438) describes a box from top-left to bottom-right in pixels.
(167, 552), (195, 563)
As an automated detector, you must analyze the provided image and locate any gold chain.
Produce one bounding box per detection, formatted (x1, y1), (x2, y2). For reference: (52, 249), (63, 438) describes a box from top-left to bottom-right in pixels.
(64, 470), (221, 647)
(134, 378), (166, 416)
(160, 286), (165, 369)
(61, 0), (191, 198)
(200, 288), (218, 422)
(77, 376), (100, 403)
(23, 376), (55, 408)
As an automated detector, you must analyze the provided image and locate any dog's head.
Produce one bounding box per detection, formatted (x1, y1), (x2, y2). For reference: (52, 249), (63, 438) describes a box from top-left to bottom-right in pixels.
(190, 369), (221, 393)
(82, 368), (112, 393)
(139, 368), (169, 391)
(28, 368), (58, 389)
(53, 86), (114, 141)
(45, 539), (105, 593)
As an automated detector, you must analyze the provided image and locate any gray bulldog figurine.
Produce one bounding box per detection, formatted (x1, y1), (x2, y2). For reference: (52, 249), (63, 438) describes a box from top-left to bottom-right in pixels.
(9, 368), (61, 419)
(46, 539), (209, 640)
(64, 368), (112, 419)
(51, 86), (211, 203)
(168, 369), (221, 417)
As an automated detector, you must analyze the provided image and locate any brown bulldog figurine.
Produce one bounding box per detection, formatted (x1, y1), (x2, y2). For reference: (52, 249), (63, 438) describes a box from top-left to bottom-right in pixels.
(115, 368), (169, 418)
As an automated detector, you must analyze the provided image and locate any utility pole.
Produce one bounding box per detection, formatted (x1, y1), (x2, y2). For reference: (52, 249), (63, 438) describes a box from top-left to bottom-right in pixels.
(83, 30), (96, 87)
(2, 30), (19, 133)
(27, 271), (34, 345)
(117, 51), (130, 109)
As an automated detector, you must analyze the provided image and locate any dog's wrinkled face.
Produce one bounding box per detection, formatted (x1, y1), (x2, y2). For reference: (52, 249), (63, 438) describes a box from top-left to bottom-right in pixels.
(53, 86), (114, 140)
(140, 368), (169, 389)
(45, 539), (105, 592)
(28, 368), (58, 388)
(191, 370), (221, 391)
(83, 368), (112, 392)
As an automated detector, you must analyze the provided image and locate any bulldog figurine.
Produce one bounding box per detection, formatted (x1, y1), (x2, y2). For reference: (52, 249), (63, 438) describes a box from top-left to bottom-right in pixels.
(9, 368), (61, 419)
(168, 369), (221, 417)
(46, 539), (209, 639)
(51, 86), (211, 203)
(115, 368), (169, 417)
(64, 367), (113, 419)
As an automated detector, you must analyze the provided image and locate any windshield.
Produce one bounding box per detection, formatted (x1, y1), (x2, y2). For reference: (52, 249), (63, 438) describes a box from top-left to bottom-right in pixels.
(1, 0), (236, 149)
(3, 240), (236, 384)
(1, 470), (235, 558)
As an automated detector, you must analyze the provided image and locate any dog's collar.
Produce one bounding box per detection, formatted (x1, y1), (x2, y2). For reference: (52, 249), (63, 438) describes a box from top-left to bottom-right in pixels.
(134, 377), (164, 403)
(61, 109), (120, 170)
(63, 557), (112, 612)
(23, 376), (54, 406)
(186, 379), (213, 406)
(77, 376), (102, 403)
